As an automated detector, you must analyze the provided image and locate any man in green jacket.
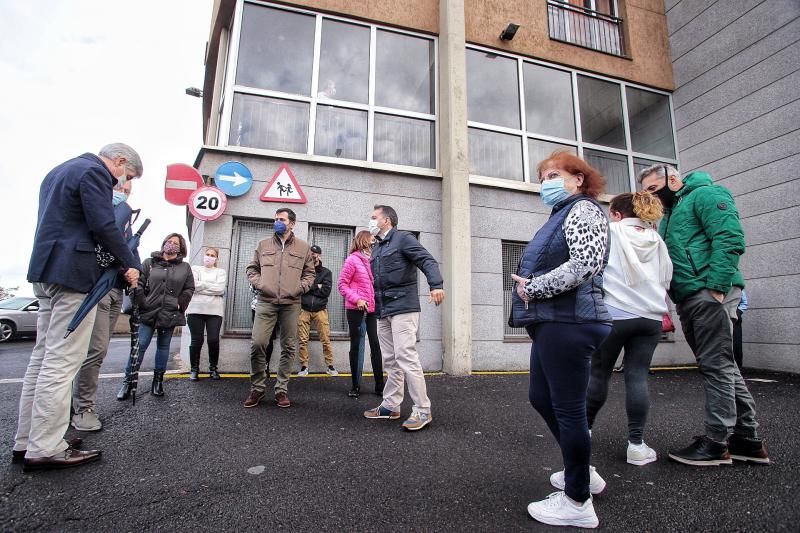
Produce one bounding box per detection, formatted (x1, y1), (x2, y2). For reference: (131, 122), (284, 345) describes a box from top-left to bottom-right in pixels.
(640, 165), (768, 466)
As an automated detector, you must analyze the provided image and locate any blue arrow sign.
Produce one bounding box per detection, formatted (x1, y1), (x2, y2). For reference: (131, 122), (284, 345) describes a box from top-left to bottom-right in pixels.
(214, 161), (253, 197)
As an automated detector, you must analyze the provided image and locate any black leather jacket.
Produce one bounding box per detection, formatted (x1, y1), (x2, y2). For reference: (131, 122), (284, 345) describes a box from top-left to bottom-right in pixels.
(371, 228), (443, 319)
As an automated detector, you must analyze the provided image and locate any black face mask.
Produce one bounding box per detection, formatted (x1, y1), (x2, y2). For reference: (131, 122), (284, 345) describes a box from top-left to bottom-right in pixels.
(654, 180), (676, 209)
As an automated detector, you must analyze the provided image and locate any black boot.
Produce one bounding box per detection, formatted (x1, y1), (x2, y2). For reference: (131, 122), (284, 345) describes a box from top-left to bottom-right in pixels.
(209, 367), (221, 380)
(117, 377), (132, 401)
(151, 371), (165, 397)
(189, 345), (201, 381)
(348, 385), (360, 398)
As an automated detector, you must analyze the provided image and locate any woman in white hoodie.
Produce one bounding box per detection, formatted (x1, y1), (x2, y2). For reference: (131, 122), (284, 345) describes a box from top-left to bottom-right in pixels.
(185, 247), (227, 380)
(586, 192), (673, 466)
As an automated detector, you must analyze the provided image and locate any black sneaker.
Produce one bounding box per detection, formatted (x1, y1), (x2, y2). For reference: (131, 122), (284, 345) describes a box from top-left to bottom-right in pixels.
(668, 436), (732, 466)
(728, 435), (770, 464)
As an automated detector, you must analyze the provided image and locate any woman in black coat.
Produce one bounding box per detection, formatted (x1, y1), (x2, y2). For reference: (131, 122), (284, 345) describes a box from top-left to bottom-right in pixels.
(118, 233), (194, 398)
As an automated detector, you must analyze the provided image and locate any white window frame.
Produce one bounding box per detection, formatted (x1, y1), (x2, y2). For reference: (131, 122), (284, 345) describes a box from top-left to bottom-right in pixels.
(216, 0), (439, 177)
(466, 44), (679, 198)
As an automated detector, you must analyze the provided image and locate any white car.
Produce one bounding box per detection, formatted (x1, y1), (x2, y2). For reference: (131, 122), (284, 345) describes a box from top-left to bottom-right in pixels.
(0, 297), (39, 342)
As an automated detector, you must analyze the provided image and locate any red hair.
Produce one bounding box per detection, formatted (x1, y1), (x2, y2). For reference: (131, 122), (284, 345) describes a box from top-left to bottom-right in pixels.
(536, 150), (606, 199)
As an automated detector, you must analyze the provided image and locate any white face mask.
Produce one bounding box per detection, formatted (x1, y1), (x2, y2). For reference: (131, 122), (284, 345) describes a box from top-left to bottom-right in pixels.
(368, 219), (380, 236)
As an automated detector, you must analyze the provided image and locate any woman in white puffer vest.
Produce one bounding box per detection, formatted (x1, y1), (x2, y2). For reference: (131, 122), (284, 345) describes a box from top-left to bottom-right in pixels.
(585, 191), (673, 467)
(185, 247), (227, 380)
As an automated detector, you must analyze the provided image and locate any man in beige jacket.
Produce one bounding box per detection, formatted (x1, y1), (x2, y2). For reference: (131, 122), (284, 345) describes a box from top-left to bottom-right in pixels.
(244, 208), (316, 408)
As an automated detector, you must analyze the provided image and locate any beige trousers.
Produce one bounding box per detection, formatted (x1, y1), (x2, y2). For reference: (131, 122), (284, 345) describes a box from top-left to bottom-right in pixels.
(378, 312), (431, 414)
(14, 282), (97, 458)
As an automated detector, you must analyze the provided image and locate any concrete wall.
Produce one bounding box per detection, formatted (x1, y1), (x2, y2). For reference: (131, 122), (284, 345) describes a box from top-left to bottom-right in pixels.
(667, 0), (800, 372)
(191, 150), (445, 373)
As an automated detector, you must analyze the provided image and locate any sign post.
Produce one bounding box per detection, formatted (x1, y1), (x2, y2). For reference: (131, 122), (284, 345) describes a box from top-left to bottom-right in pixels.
(259, 163), (307, 204)
(188, 186), (227, 222)
(214, 161), (253, 197)
(165, 163), (205, 206)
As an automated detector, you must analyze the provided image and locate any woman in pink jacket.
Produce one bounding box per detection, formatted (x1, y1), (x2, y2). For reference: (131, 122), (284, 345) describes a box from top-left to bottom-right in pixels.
(338, 230), (383, 398)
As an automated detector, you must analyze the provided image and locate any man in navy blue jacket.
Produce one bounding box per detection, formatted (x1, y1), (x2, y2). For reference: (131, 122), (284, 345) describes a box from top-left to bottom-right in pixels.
(13, 143), (143, 472)
(363, 205), (444, 431)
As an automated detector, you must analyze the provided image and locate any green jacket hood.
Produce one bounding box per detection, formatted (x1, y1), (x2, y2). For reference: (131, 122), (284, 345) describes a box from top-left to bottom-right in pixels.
(677, 171), (713, 197)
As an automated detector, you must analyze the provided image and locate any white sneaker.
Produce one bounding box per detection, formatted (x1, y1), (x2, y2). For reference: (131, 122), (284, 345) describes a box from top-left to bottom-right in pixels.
(71, 409), (102, 432)
(297, 367), (309, 377)
(550, 465), (606, 495)
(627, 441), (657, 466)
(527, 491), (599, 529)
(326, 366), (338, 376)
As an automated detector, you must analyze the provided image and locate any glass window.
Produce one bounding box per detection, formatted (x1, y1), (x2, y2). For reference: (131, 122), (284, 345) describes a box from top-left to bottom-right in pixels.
(626, 87), (676, 159)
(467, 50), (520, 129)
(235, 4), (315, 96)
(469, 129), (523, 181)
(227, 220), (275, 332)
(375, 30), (434, 114)
(523, 63), (575, 140)
(229, 94), (309, 154)
(318, 20), (370, 104)
(584, 148), (629, 195)
(374, 114), (435, 168)
(528, 140), (577, 179)
(502, 242), (527, 337)
(578, 75), (626, 149)
(314, 106), (367, 160)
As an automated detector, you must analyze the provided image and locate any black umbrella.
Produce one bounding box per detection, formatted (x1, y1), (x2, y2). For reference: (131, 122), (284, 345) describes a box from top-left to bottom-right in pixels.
(126, 286), (143, 405)
(64, 219), (151, 338)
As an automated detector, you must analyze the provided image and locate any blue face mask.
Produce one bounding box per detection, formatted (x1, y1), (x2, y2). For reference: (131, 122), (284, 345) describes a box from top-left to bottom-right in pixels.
(274, 220), (287, 235)
(540, 177), (572, 207)
(112, 191), (128, 206)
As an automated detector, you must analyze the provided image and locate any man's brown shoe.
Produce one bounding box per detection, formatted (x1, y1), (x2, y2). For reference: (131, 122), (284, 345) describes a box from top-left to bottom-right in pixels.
(275, 392), (290, 408)
(243, 390), (265, 408)
(12, 438), (83, 464)
(22, 447), (101, 473)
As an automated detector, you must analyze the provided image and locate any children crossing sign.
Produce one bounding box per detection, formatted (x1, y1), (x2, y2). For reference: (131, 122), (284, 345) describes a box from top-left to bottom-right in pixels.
(259, 163), (307, 204)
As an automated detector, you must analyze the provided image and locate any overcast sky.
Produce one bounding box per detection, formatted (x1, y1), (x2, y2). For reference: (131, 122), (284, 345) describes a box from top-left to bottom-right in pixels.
(0, 1), (213, 296)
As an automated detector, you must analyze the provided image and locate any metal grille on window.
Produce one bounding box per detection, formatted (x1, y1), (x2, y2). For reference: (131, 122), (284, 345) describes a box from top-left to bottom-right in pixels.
(308, 225), (353, 335)
(227, 219), (274, 332)
(502, 242), (527, 337)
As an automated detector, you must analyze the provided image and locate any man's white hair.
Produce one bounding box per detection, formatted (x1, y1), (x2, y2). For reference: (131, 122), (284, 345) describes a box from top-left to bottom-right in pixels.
(99, 143), (143, 177)
(638, 163), (680, 183)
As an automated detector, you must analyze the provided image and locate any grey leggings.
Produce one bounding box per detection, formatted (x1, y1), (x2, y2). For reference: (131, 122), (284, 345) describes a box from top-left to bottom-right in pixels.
(586, 317), (662, 444)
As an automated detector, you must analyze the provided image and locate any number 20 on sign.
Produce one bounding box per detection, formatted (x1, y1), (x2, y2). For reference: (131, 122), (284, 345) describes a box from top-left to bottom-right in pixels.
(188, 186), (227, 222)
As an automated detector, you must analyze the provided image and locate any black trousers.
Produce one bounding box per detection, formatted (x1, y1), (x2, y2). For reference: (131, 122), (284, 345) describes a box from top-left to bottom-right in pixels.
(586, 317), (662, 444)
(346, 309), (383, 389)
(732, 308), (744, 369)
(187, 314), (223, 369)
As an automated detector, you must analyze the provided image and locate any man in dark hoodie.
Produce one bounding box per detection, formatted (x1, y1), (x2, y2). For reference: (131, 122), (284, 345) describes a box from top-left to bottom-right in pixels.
(641, 164), (768, 467)
(296, 245), (337, 377)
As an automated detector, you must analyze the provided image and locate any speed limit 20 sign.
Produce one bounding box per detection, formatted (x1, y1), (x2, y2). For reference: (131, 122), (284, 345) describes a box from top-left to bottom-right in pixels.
(188, 186), (227, 222)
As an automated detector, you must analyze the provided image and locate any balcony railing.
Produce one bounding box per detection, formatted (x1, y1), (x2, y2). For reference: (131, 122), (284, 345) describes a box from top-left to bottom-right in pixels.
(547, 1), (626, 57)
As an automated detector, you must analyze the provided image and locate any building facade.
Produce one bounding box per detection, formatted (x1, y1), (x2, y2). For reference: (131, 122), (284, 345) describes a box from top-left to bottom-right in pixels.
(188, 0), (787, 373)
(665, 0), (800, 372)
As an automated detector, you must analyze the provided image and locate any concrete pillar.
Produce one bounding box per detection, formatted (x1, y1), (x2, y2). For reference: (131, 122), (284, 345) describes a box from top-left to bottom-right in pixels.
(439, 0), (472, 375)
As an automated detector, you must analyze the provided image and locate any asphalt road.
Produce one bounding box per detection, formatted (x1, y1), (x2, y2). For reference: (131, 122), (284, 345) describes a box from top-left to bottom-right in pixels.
(0, 336), (183, 380)
(1, 367), (798, 531)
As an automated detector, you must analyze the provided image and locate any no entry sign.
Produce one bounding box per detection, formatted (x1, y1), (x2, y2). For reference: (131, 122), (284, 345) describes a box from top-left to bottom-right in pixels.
(165, 163), (204, 206)
(188, 186), (227, 222)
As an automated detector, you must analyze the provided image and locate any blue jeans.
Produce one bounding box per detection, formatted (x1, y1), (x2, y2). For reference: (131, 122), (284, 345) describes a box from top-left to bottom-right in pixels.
(126, 323), (173, 374)
(527, 321), (611, 503)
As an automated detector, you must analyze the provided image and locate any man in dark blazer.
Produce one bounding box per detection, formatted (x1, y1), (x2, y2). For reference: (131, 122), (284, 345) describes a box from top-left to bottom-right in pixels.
(13, 143), (143, 472)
